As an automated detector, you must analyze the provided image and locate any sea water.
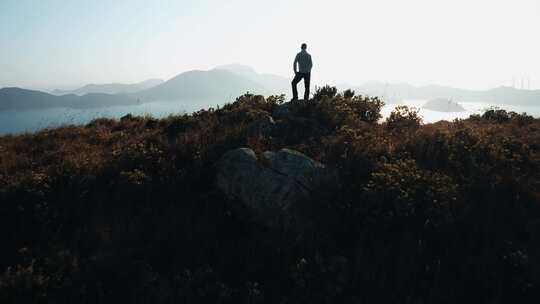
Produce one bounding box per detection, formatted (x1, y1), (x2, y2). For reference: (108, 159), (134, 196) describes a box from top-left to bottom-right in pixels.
(1, 99), (539, 135)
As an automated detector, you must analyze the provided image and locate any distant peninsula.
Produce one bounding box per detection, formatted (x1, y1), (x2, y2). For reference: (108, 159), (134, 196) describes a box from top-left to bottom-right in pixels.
(51, 79), (164, 96)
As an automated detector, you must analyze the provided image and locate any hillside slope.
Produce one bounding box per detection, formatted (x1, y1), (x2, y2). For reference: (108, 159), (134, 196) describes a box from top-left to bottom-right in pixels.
(1, 89), (539, 303)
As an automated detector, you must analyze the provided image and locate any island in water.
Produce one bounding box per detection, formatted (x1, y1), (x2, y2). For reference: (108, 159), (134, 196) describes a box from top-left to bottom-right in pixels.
(422, 98), (466, 112)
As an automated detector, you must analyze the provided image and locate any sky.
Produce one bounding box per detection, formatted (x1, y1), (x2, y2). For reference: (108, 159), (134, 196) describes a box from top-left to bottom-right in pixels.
(1, 0), (539, 90)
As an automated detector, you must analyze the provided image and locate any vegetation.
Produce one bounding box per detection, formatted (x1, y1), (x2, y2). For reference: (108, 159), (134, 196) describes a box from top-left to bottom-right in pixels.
(1, 89), (539, 303)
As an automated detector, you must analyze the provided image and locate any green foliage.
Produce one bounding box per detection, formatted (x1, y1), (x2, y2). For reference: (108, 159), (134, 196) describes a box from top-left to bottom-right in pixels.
(0, 93), (539, 303)
(482, 107), (535, 125)
(313, 85), (338, 100)
(266, 94), (286, 105)
(342, 89), (355, 99)
(386, 105), (422, 132)
(310, 94), (384, 127)
(364, 159), (457, 226)
(482, 107), (514, 122)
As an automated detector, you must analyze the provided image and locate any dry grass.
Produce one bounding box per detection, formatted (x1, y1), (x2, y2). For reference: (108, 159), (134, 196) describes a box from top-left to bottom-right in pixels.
(1, 92), (539, 303)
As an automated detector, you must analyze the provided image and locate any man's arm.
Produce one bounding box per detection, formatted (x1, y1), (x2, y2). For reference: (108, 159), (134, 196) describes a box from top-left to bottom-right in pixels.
(293, 54), (299, 73)
(307, 54), (313, 71)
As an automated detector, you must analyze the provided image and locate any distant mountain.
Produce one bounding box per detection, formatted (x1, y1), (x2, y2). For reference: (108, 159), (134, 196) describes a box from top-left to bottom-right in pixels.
(52, 79), (164, 96)
(0, 87), (136, 111)
(350, 81), (540, 106)
(7, 64), (538, 113)
(215, 64), (290, 94)
(136, 69), (273, 104)
(1, 66), (288, 112)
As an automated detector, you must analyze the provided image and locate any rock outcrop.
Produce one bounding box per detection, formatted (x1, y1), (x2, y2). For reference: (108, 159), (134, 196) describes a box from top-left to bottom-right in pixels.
(216, 148), (332, 220)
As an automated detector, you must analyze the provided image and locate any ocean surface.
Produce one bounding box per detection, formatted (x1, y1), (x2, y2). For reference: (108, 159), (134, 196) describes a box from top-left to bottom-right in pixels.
(1, 99), (539, 135)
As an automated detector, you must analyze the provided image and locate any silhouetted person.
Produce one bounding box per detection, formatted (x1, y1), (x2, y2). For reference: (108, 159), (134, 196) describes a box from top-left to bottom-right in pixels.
(291, 43), (313, 101)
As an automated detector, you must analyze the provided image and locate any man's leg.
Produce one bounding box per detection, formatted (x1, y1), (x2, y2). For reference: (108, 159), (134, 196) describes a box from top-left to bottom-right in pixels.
(304, 73), (311, 100)
(291, 73), (302, 100)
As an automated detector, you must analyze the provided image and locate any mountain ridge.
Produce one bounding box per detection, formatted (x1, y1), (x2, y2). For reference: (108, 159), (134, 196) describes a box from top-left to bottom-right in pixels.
(2, 65), (540, 112)
(350, 81), (540, 105)
(51, 78), (164, 96)
(135, 68), (276, 105)
(0, 87), (136, 110)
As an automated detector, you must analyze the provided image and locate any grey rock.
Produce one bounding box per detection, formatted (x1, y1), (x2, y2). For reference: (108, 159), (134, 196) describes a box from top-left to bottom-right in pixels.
(262, 149), (325, 190)
(216, 148), (332, 219)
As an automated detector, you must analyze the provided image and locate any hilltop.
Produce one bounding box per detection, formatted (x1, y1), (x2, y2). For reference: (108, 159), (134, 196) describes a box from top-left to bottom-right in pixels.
(1, 87), (539, 303)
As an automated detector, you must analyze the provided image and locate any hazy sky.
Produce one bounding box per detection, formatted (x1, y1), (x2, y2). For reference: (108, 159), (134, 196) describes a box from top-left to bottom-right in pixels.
(1, 0), (539, 90)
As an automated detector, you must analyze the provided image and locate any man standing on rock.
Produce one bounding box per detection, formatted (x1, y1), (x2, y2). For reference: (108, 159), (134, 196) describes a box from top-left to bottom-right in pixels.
(291, 43), (313, 101)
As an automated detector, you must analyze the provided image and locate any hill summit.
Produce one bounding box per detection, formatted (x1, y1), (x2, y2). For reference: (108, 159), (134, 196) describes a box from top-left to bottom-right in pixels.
(1, 88), (539, 303)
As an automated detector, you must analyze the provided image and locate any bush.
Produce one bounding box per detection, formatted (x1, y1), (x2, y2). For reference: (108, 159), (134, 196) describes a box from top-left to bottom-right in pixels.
(0, 93), (539, 303)
(364, 159), (457, 226)
(313, 85), (338, 100)
(342, 89), (355, 99)
(385, 105), (422, 132)
(482, 108), (512, 122)
(482, 108), (535, 126)
(311, 95), (384, 128)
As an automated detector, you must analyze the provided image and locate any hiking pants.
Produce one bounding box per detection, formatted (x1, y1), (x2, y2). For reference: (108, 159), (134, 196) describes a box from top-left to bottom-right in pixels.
(292, 72), (311, 100)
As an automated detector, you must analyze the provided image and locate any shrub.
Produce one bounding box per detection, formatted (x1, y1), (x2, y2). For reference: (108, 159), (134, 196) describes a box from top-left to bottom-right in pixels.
(480, 107), (534, 125)
(313, 85), (338, 100)
(342, 89), (355, 99)
(0, 93), (539, 303)
(482, 108), (512, 123)
(364, 159), (457, 226)
(306, 94), (384, 129)
(385, 105), (422, 132)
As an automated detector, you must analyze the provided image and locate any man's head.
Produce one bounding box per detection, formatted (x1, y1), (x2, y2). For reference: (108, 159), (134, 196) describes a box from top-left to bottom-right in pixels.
(301, 43), (307, 50)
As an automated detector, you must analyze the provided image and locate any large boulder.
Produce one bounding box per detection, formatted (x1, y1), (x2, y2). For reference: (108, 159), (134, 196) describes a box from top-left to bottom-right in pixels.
(216, 148), (332, 219)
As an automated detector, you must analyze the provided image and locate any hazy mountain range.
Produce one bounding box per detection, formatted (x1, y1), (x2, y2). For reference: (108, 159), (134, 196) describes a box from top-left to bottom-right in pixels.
(50, 79), (164, 96)
(0, 65), (289, 111)
(135, 64), (289, 101)
(215, 64), (290, 94)
(349, 81), (540, 106)
(136, 66), (282, 102)
(0, 88), (135, 111)
(1, 64), (539, 111)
